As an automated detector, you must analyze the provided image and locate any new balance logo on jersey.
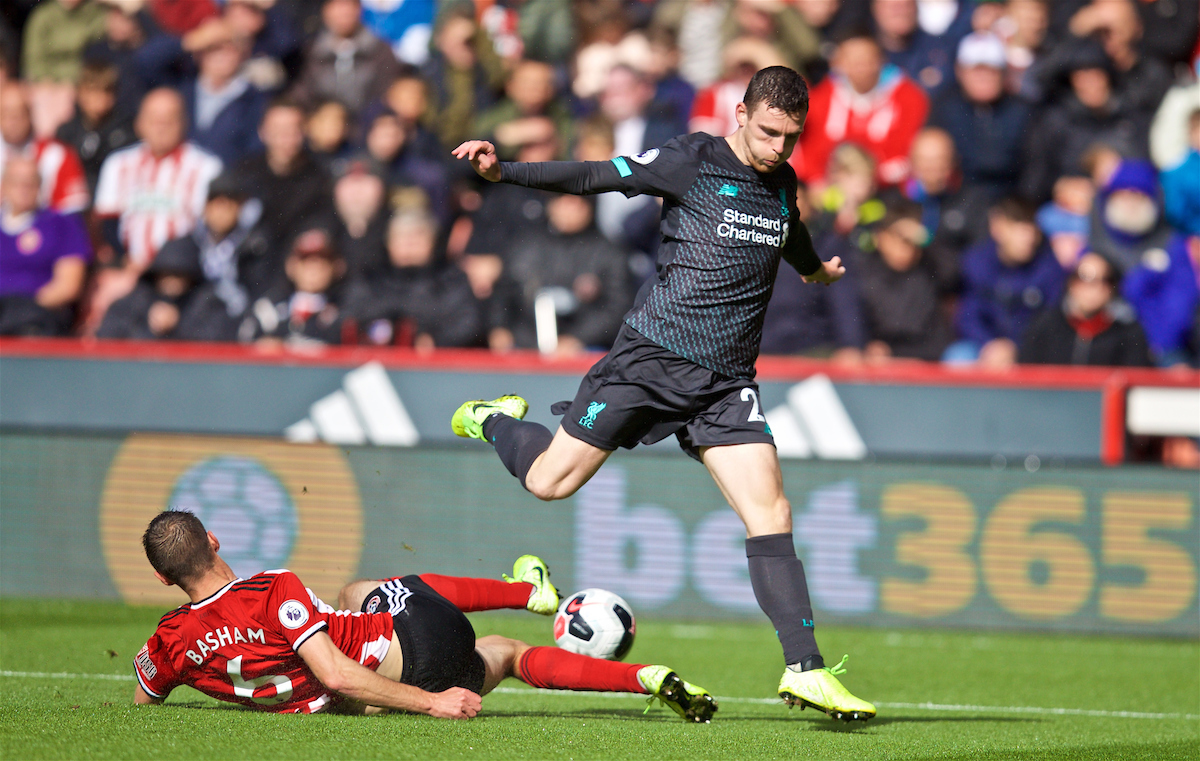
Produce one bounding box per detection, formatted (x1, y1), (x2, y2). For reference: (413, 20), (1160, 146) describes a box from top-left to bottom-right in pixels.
(579, 401), (606, 429)
(718, 184), (739, 197)
(136, 646), (157, 680)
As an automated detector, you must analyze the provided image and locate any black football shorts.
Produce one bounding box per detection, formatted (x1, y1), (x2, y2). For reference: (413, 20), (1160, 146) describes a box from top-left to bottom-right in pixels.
(361, 575), (486, 695)
(554, 323), (775, 461)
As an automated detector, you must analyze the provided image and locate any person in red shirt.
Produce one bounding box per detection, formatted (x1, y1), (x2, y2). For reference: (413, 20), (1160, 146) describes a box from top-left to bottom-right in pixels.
(0, 85), (89, 215)
(133, 510), (717, 722)
(790, 30), (928, 189)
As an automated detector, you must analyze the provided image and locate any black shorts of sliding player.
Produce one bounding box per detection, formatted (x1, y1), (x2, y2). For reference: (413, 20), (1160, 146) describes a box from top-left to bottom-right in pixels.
(746, 533), (824, 671)
(482, 414), (554, 490)
(360, 575), (486, 694)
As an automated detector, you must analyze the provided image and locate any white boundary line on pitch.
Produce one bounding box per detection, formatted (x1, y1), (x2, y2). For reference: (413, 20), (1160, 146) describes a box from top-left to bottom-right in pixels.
(3, 671), (1194, 721)
(491, 687), (1199, 721)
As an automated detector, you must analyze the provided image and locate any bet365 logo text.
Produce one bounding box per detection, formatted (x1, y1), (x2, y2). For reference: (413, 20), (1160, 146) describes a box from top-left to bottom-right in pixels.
(572, 467), (1197, 629)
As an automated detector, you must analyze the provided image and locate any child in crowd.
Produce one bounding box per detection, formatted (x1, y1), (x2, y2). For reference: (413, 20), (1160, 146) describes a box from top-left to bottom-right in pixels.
(97, 231), (236, 341)
(54, 60), (134, 195)
(853, 200), (952, 362)
(948, 197), (1065, 368)
(239, 227), (347, 346)
(349, 206), (481, 349)
(811, 142), (886, 240)
(154, 172), (271, 314)
(305, 99), (352, 174)
(1037, 175), (1094, 269)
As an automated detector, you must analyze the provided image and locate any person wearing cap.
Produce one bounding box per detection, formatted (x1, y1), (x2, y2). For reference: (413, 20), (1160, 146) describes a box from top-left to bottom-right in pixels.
(180, 17), (269, 166)
(1019, 250), (1151, 367)
(96, 210), (239, 342)
(1066, 0), (1173, 118)
(1087, 160), (1197, 366)
(1018, 36), (1147, 205)
(239, 227), (347, 346)
(929, 30), (1031, 201)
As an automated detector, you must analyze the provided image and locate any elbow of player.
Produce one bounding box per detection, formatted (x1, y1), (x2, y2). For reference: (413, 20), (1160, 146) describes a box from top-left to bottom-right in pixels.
(321, 668), (354, 696)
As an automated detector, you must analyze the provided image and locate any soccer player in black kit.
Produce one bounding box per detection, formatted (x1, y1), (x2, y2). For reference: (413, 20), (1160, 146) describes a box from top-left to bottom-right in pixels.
(450, 66), (874, 721)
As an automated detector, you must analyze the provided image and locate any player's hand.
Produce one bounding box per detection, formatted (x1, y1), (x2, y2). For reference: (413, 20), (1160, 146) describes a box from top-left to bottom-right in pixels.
(801, 256), (845, 286)
(428, 687), (482, 719)
(451, 140), (501, 182)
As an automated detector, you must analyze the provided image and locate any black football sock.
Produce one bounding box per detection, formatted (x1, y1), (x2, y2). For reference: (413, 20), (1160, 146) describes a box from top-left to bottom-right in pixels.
(746, 533), (824, 671)
(482, 414), (553, 490)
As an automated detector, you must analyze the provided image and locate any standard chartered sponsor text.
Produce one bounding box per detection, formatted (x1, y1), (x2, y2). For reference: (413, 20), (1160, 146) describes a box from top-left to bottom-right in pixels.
(717, 208), (785, 246)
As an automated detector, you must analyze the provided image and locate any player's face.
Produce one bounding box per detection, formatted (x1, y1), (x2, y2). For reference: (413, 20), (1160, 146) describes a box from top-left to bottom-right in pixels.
(736, 102), (806, 173)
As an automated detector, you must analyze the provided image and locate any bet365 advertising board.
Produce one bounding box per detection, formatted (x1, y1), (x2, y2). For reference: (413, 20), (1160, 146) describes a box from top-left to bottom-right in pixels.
(1, 431), (1194, 637)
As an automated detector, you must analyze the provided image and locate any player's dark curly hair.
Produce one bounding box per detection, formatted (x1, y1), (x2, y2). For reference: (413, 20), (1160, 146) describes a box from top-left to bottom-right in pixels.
(742, 66), (809, 119)
(143, 510), (216, 588)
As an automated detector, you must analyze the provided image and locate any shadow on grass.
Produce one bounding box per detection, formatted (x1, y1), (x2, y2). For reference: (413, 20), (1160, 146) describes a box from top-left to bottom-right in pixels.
(805, 715), (1040, 732)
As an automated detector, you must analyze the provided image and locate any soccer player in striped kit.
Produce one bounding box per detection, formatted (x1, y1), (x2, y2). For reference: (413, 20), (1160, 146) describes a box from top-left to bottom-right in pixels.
(133, 510), (716, 722)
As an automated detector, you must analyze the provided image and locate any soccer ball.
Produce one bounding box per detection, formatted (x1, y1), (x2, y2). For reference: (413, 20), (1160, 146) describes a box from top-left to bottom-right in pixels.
(553, 588), (636, 661)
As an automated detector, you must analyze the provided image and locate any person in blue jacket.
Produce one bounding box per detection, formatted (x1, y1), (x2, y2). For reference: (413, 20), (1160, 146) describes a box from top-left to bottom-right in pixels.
(946, 196), (1065, 367)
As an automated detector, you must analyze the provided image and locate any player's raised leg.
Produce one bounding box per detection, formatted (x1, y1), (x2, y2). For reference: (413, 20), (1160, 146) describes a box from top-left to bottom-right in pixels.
(701, 442), (875, 721)
(472, 635), (717, 723)
(452, 395), (612, 501)
(337, 556), (559, 615)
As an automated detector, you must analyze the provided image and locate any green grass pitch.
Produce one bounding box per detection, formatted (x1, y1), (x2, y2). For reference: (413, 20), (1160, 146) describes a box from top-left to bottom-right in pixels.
(1, 599), (1196, 760)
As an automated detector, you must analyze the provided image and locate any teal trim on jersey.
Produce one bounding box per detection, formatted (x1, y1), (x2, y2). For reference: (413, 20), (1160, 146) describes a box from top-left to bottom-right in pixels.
(718, 184), (739, 197)
(779, 188), (790, 217)
(612, 157), (632, 177)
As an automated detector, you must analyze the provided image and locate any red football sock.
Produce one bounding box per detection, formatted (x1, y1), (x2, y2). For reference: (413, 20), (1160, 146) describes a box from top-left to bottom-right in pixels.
(517, 646), (647, 694)
(417, 574), (532, 612)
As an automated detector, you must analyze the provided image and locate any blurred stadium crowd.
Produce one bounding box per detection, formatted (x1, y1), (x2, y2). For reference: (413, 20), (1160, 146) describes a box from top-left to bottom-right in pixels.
(0, 0), (1197, 369)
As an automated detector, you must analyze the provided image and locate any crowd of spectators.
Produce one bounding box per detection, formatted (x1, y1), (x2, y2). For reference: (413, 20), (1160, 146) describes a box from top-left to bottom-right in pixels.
(0, 0), (1197, 371)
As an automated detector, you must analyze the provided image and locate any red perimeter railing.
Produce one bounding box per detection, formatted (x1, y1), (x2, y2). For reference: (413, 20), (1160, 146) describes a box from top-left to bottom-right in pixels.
(3, 337), (1197, 466)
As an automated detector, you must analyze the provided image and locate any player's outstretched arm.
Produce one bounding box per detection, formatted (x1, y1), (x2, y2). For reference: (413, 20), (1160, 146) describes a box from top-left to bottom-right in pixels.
(452, 140), (654, 197)
(297, 631), (481, 719)
(801, 256), (846, 286)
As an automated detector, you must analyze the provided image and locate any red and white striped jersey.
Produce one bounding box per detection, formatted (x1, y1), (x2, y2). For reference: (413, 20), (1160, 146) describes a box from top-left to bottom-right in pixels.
(133, 570), (394, 714)
(93, 141), (222, 268)
(0, 138), (89, 214)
